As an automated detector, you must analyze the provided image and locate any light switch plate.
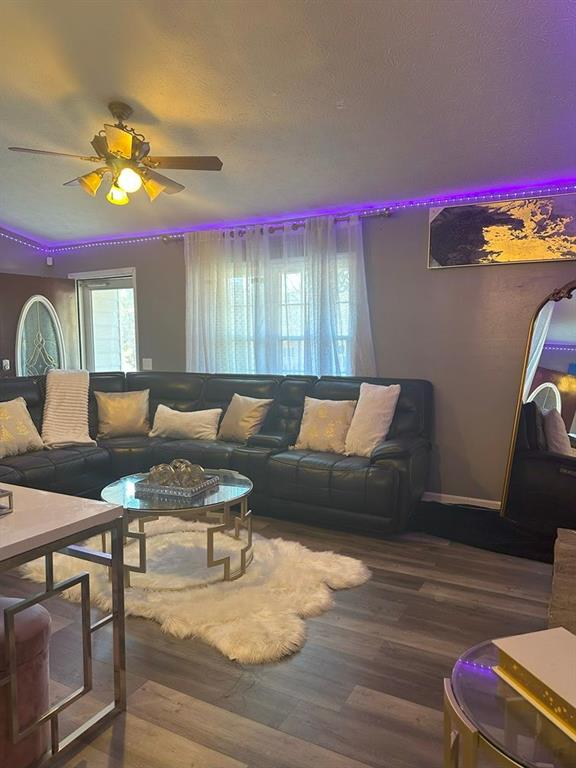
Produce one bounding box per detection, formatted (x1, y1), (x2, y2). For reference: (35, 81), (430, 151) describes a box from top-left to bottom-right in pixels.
(142, 358), (153, 370)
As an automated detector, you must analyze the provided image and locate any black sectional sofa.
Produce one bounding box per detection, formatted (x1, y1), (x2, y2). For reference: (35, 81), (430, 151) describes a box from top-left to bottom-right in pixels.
(507, 401), (576, 533)
(0, 372), (433, 533)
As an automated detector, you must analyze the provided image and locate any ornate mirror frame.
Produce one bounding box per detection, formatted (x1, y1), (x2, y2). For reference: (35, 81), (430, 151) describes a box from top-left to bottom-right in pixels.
(501, 278), (576, 515)
(15, 294), (67, 376)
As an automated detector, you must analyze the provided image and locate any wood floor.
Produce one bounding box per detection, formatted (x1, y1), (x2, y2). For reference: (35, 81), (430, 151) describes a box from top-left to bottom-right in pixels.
(0, 516), (553, 768)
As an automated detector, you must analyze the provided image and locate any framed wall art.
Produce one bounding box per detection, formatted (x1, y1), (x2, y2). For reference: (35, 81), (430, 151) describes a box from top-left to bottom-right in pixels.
(428, 194), (576, 268)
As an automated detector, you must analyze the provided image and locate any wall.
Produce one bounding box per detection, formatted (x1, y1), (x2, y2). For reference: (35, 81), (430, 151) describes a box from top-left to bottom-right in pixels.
(0, 272), (80, 375)
(362, 210), (576, 503)
(539, 348), (576, 373)
(4, 215), (576, 503)
(0, 230), (51, 276)
(50, 239), (187, 372)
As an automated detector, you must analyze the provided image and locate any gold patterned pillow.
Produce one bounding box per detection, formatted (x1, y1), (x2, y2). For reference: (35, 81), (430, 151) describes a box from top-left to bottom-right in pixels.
(95, 390), (150, 438)
(294, 397), (357, 454)
(0, 397), (44, 459)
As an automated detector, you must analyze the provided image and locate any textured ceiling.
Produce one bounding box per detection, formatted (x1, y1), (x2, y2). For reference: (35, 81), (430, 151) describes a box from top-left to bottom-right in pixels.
(1, 0), (576, 243)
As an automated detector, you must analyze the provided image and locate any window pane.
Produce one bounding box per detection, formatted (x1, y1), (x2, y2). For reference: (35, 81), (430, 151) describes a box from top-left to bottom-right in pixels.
(283, 271), (302, 304)
(281, 304), (304, 337)
(88, 286), (137, 372)
(281, 339), (304, 373)
(18, 298), (65, 375)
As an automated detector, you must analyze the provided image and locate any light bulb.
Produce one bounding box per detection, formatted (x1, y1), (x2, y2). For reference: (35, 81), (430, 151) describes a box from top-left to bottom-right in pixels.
(117, 167), (142, 193)
(106, 184), (130, 206)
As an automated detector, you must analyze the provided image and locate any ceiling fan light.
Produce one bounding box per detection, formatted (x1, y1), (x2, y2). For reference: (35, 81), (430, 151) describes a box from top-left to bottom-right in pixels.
(117, 167), (142, 193)
(106, 184), (129, 206)
(142, 176), (166, 202)
(78, 170), (105, 196)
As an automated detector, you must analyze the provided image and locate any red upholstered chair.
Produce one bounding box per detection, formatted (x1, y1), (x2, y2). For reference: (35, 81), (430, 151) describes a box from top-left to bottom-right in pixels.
(0, 597), (51, 768)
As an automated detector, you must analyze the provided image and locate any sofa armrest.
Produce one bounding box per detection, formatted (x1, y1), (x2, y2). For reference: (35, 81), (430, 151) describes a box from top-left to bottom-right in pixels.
(515, 449), (576, 473)
(246, 432), (293, 451)
(370, 436), (430, 464)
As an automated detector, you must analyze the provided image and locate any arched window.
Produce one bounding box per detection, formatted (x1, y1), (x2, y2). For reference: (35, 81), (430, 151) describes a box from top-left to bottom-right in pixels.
(526, 382), (562, 414)
(16, 295), (67, 376)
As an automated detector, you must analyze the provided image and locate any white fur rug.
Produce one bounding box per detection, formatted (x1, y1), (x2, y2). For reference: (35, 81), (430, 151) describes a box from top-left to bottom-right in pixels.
(21, 518), (370, 663)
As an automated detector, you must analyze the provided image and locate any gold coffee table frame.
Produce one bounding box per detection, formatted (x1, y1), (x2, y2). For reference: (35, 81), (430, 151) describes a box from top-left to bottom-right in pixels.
(101, 470), (254, 586)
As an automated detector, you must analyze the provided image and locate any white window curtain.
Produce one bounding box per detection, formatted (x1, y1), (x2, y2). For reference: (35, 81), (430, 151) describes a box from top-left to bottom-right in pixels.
(185, 215), (376, 376)
(522, 301), (554, 401)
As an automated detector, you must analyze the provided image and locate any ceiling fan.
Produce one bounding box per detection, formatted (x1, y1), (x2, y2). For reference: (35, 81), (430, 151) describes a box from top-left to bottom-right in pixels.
(9, 101), (223, 206)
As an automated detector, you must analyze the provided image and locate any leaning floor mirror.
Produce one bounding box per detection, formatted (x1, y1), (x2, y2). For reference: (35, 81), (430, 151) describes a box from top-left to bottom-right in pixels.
(503, 279), (576, 533)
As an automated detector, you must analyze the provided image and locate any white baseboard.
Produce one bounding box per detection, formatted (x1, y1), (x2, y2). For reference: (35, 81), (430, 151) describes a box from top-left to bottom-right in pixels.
(422, 492), (501, 511)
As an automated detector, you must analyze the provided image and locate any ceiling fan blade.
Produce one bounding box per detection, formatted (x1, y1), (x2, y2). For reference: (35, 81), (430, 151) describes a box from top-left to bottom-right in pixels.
(63, 168), (109, 196)
(104, 124), (133, 159)
(91, 134), (109, 158)
(145, 155), (223, 171)
(9, 147), (100, 162)
(144, 169), (185, 195)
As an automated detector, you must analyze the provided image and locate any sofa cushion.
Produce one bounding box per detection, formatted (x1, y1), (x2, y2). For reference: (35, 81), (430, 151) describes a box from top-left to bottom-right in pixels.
(260, 377), (316, 440)
(0, 465), (24, 484)
(98, 436), (164, 477)
(151, 439), (240, 469)
(0, 446), (110, 493)
(126, 372), (207, 422)
(267, 449), (398, 515)
(200, 376), (281, 419)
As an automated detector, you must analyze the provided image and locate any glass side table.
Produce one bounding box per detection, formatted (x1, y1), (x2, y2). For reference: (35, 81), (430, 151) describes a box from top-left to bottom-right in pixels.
(444, 640), (576, 767)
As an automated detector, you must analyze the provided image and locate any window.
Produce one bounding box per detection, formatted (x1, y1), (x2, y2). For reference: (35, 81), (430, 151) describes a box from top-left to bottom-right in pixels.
(185, 216), (375, 376)
(527, 382), (562, 413)
(16, 295), (67, 375)
(76, 272), (138, 372)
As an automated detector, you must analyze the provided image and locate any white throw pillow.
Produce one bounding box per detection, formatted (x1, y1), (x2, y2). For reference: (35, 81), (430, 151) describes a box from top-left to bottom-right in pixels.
(149, 404), (223, 440)
(0, 397), (44, 459)
(217, 394), (274, 442)
(294, 397), (357, 454)
(543, 409), (573, 456)
(345, 382), (401, 457)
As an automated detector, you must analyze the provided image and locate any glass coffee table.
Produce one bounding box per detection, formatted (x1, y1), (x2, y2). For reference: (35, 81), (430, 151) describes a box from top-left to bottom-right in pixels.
(101, 469), (253, 585)
(444, 640), (576, 767)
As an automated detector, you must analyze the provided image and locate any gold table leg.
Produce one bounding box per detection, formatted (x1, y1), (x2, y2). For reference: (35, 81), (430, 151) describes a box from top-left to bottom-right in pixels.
(206, 500), (253, 581)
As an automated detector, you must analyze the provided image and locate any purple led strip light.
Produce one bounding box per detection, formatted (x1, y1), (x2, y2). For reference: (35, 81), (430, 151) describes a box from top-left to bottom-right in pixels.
(3, 177), (576, 254)
(457, 658), (496, 676)
(544, 343), (576, 352)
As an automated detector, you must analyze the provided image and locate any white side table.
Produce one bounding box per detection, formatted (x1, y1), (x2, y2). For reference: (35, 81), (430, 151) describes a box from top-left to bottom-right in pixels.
(0, 484), (126, 766)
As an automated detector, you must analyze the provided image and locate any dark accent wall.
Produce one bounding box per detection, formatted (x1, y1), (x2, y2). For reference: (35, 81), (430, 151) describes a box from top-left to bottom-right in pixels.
(0, 272), (80, 376)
